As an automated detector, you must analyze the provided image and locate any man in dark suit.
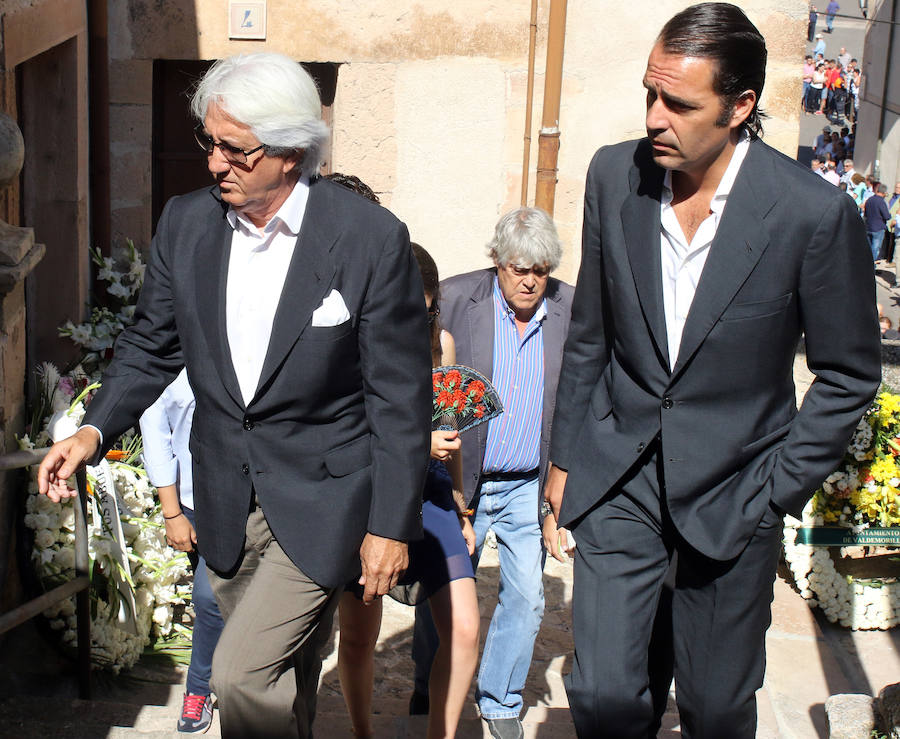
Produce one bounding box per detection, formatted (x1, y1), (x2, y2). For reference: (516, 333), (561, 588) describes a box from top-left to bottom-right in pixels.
(543, 4), (881, 738)
(38, 53), (431, 738)
(411, 207), (573, 739)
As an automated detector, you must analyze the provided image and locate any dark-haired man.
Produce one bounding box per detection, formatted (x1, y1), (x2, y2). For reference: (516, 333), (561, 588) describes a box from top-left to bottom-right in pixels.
(544, 3), (879, 737)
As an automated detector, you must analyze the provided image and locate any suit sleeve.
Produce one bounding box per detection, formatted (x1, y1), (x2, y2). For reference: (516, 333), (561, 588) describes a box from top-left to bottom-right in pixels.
(770, 192), (881, 515)
(82, 198), (185, 456)
(550, 151), (612, 470)
(358, 222), (432, 541)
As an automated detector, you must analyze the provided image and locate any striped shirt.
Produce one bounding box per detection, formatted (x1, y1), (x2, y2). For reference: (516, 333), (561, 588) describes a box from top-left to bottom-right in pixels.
(482, 277), (546, 474)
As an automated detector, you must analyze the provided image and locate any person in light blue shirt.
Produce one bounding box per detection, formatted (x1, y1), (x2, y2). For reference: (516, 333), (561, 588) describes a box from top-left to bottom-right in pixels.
(140, 369), (224, 734)
(814, 33), (826, 58)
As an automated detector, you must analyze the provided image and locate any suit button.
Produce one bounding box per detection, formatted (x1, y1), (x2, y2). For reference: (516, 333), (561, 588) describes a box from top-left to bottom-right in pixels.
(637, 442), (645, 452)
(241, 463), (250, 475)
(243, 418), (254, 431)
(662, 396), (674, 410)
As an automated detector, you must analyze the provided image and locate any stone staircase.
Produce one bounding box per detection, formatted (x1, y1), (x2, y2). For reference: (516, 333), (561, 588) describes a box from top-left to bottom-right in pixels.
(0, 545), (586, 737)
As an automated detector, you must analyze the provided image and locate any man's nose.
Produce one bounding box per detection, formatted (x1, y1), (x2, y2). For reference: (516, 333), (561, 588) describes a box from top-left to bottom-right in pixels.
(646, 99), (667, 134)
(207, 147), (231, 175)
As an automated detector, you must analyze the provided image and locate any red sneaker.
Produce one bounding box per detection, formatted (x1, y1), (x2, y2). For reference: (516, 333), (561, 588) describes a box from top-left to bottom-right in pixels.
(178, 693), (213, 734)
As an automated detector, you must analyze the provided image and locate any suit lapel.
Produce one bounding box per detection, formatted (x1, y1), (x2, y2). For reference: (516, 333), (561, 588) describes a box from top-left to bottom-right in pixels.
(621, 160), (670, 369)
(195, 191), (244, 408)
(465, 271), (495, 380)
(670, 140), (777, 380)
(542, 285), (566, 425)
(251, 179), (337, 403)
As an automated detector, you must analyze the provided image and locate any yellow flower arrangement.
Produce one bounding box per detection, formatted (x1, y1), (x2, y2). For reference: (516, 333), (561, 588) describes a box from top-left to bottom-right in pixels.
(811, 390), (900, 529)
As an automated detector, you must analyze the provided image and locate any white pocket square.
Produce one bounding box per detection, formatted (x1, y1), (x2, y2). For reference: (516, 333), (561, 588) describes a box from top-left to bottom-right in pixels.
(311, 289), (351, 327)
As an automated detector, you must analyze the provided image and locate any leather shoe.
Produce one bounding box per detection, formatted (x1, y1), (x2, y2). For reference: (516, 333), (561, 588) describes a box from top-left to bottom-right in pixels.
(484, 717), (524, 739)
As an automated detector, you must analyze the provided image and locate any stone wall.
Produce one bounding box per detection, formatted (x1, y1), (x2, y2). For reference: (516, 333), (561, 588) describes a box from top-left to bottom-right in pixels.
(0, 0), (86, 613)
(854, 0), (899, 187)
(107, 0), (808, 286)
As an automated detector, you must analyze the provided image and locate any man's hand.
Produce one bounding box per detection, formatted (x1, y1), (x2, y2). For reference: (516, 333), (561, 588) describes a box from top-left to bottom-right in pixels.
(358, 533), (408, 604)
(542, 513), (574, 562)
(37, 427), (102, 502)
(544, 464), (568, 520)
(460, 515), (476, 556)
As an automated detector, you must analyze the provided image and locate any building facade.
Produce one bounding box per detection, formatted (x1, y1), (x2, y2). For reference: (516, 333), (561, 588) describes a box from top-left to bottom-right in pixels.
(855, 0), (899, 188)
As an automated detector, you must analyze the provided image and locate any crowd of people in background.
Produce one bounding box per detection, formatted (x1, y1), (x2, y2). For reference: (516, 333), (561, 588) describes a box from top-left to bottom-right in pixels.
(810, 141), (900, 267)
(802, 16), (900, 273)
(801, 46), (859, 121)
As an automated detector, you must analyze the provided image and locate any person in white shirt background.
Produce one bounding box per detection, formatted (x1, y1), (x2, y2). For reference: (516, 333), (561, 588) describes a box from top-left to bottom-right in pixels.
(140, 368), (224, 734)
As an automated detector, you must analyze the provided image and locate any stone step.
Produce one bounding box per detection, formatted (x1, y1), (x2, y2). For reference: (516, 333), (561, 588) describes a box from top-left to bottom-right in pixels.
(0, 694), (218, 737)
(0, 693), (683, 738)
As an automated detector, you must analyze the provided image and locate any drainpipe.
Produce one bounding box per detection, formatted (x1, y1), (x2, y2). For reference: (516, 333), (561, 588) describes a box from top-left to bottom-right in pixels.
(520, 0), (538, 206)
(534, 0), (567, 216)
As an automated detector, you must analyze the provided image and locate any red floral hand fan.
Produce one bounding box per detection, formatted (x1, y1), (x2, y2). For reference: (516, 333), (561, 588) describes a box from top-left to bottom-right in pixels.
(432, 365), (503, 433)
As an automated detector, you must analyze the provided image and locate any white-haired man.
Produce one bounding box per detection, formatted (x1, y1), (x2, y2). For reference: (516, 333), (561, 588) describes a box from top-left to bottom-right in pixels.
(411, 208), (573, 739)
(38, 53), (431, 738)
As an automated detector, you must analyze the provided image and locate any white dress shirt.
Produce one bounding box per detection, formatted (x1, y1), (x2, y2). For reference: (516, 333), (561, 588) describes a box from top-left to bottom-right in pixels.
(660, 134), (750, 369)
(225, 176), (310, 404)
(139, 368), (196, 509)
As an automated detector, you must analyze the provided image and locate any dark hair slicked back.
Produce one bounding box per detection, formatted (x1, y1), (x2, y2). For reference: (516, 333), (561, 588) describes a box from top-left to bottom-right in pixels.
(658, 2), (768, 138)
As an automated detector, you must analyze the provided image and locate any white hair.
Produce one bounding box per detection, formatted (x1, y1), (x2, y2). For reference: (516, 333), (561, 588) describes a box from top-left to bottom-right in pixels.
(191, 53), (330, 174)
(487, 207), (563, 271)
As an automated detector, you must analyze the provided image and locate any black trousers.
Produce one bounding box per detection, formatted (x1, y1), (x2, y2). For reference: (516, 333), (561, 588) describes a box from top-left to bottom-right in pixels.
(565, 448), (783, 739)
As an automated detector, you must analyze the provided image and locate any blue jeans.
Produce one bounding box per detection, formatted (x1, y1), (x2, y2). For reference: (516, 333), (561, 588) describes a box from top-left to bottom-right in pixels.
(826, 13), (835, 32)
(869, 230), (886, 262)
(182, 507), (225, 696)
(413, 475), (545, 719)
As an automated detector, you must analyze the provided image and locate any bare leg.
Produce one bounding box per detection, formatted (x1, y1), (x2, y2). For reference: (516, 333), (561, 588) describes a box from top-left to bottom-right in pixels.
(426, 578), (480, 739)
(337, 591), (383, 738)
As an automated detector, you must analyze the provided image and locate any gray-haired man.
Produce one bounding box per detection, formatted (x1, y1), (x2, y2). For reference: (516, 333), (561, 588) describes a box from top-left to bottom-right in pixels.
(412, 207), (573, 739)
(38, 53), (431, 737)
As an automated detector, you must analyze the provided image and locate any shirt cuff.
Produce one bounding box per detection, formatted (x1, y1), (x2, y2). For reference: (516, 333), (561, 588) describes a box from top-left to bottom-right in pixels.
(79, 424), (104, 447)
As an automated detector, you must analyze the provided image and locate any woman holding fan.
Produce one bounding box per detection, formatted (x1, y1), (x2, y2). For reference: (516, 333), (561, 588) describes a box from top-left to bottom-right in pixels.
(337, 242), (481, 739)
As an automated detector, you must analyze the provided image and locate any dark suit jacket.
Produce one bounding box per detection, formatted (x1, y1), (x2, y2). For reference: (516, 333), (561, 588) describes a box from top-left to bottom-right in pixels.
(439, 268), (574, 507)
(551, 137), (881, 561)
(83, 177), (432, 588)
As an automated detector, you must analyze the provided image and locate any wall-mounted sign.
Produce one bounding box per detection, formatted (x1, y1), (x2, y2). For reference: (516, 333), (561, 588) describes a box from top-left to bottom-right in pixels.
(229, 1), (267, 40)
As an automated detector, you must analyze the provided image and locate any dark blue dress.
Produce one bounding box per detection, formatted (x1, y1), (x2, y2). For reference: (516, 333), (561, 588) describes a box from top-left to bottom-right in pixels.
(392, 460), (475, 604)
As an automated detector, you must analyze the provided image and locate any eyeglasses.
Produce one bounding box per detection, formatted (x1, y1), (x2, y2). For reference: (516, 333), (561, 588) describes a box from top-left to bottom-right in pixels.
(193, 124), (266, 164)
(505, 263), (551, 278)
(427, 304), (440, 325)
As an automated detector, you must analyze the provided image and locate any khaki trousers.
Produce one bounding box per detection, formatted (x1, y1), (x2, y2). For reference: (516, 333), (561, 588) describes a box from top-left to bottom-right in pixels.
(207, 499), (340, 738)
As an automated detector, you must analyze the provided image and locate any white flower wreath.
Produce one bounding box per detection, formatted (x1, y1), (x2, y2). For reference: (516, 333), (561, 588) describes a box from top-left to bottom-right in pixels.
(20, 388), (192, 672)
(19, 242), (194, 672)
(783, 510), (900, 631)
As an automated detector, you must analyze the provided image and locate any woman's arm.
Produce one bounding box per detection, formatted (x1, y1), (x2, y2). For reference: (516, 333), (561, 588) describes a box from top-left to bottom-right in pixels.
(437, 330), (475, 552)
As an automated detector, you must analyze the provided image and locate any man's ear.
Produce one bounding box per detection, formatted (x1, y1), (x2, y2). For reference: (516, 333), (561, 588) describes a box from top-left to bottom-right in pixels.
(730, 90), (757, 130)
(282, 149), (304, 175)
